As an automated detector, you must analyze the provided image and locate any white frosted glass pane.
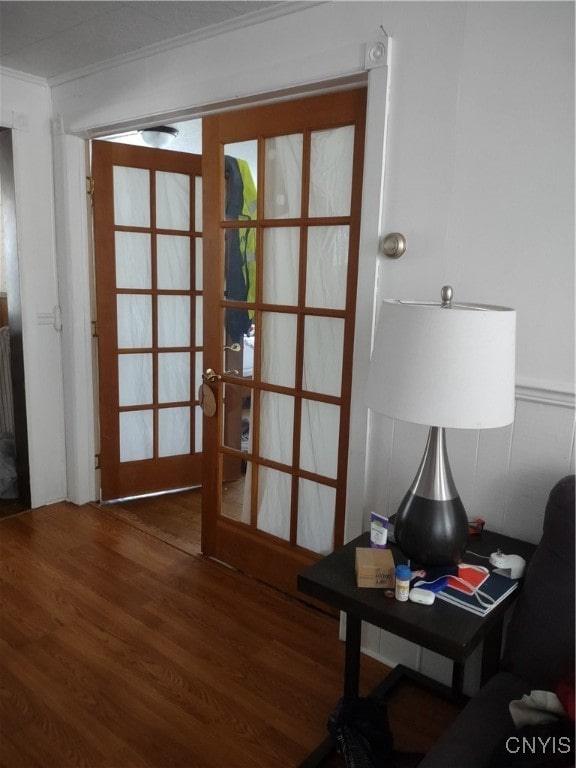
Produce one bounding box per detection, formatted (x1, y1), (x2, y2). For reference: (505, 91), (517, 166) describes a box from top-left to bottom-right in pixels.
(261, 312), (297, 388)
(118, 354), (152, 407)
(195, 177), (203, 232)
(157, 235), (190, 290)
(259, 391), (294, 466)
(194, 405), (202, 452)
(303, 316), (344, 397)
(120, 410), (153, 462)
(297, 480), (335, 554)
(264, 134), (303, 218)
(115, 232), (151, 289)
(194, 353), (203, 393)
(158, 352), (190, 403)
(113, 167), (149, 227)
(195, 296), (203, 347)
(117, 295), (152, 349)
(309, 126), (355, 217)
(157, 296), (190, 347)
(262, 228), (299, 305)
(159, 407), (190, 457)
(306, 226), (349, 310)
(300, 400), (340, 479)
(195, 238), (203, 290)
(156, 171), (190, 231)
(257, 467), (290, 540)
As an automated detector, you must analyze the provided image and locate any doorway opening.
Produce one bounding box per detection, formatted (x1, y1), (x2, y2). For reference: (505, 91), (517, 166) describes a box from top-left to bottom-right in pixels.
(90, 86), (367, 598)
(93, 117), (258, 555)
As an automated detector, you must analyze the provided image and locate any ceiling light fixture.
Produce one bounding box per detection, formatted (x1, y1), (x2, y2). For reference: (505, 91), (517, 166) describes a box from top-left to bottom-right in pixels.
(140, 126), (179, 149)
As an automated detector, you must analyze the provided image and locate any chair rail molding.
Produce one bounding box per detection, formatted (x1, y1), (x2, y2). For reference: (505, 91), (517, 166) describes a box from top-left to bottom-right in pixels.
(515, 384), (575, 409)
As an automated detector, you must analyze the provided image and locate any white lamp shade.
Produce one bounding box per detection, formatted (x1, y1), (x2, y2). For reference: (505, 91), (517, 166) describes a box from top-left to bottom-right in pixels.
(366, 299), (516, 429)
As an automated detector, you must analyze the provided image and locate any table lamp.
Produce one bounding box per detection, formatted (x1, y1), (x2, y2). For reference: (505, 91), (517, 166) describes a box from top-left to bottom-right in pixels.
(366, 286), (516, 566)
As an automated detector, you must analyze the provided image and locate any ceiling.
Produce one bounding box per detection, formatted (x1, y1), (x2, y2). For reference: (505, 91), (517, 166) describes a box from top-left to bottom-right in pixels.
(0, 1), (310, 82)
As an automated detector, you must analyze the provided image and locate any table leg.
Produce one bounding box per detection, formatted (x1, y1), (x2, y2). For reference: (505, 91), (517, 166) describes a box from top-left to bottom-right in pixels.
(298, 614), (362, 768)
(481, 618), (504, 686)
(451, 661), (465, 694)
(343, 613), (362, 698)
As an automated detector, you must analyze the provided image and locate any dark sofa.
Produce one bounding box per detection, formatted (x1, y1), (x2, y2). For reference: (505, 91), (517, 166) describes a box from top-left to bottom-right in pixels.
(418, 475), (575, 768)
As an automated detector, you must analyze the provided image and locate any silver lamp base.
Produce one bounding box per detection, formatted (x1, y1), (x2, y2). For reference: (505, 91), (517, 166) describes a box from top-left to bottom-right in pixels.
(394, 426), (469, 566)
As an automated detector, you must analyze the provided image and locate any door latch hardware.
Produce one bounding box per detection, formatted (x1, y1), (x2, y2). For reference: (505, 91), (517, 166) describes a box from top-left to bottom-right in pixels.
(381, 232), (407, 259)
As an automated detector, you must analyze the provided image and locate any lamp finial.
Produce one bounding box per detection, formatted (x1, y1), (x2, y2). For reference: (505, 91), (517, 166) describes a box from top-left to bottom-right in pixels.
(441, 285), (453, 308)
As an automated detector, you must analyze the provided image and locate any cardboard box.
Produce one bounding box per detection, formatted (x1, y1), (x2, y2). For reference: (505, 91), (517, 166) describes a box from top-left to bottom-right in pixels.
(355, 547), (395, 588)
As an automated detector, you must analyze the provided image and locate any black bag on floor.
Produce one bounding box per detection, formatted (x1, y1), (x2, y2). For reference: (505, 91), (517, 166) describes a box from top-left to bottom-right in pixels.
(327, 696), (396, 768)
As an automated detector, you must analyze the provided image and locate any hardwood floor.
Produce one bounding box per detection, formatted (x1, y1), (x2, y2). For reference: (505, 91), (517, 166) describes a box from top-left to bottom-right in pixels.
(95, 487), (203, 556)
(0, 502), (459, 767)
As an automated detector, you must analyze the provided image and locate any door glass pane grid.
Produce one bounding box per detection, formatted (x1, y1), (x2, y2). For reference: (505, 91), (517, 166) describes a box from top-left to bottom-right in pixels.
(260, 311), (297, 388)
(299, 399), (340, 479)
(115, 167), (199, 465)
(308, 125), (355, 218)
(257, 465), (291, 541)
(157, 235), (190, 290)
(115, 232), (151, 289)
(158, 406), (190, 457)
(261, 227), (299, 306)
(113, 166), (150, 227)
(117, 294), (152, 349)
(258, 391), (294, 466)
(264, 134), (303, 219)
(120, 410), (153, 462)
(296, 478), (336, 554)
(118, 353), (153, 407)
(305, 226), (349, 311)
(156, 171), (190, 231)
(302, 315), (344, 398)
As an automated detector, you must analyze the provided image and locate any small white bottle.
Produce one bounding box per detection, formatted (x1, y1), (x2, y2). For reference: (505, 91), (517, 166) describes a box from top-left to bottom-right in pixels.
(395, 564), (411, 602)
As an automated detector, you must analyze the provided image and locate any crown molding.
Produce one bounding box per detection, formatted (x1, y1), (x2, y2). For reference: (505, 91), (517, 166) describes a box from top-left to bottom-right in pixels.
(48, 2), (325, 88)
(0, 66), (49, 88)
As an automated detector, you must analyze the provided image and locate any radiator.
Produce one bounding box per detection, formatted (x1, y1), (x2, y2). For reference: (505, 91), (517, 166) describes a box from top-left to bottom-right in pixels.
(0, 326), (15, 436)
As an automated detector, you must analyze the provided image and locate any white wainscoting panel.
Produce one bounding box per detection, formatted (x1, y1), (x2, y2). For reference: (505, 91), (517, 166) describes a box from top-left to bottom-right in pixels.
(503, 398), (575, 543)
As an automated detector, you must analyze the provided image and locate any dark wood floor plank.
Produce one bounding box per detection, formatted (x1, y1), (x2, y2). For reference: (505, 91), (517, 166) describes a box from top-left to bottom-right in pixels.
(0, 502), (459, 767)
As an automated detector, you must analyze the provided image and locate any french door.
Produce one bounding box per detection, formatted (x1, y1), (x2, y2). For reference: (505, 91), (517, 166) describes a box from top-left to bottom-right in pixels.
(201, 89), (367, 596)
(92, 142), (203, 500)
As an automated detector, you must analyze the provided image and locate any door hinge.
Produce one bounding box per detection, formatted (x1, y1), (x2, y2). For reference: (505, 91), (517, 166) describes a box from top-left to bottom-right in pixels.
(91, 320), (98, 337)
(86, 176), (95, 200)
(95, 453), (101, 470)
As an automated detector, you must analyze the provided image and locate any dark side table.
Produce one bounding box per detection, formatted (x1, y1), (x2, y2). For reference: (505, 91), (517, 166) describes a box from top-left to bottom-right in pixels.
(297, 529), (537, 768)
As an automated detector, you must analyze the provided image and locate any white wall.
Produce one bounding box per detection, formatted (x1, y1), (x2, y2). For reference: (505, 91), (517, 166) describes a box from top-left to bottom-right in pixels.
(361, 0), (575, 691)
(365, 0), (574, 548)
(0, 70), (67, 506)
(3, 0), (574, 688)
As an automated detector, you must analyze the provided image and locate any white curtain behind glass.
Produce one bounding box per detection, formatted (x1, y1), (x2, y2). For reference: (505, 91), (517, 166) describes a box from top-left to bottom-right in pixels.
(115, 166), (196, 464)
(248, 126), (353, 554)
